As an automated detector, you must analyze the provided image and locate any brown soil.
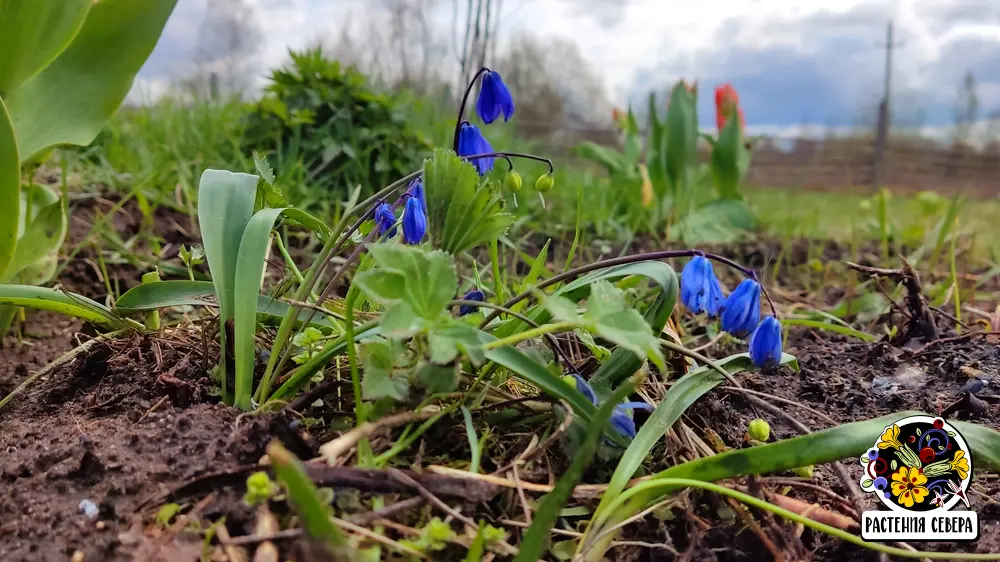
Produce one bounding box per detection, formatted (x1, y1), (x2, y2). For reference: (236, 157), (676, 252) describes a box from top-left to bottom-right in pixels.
(2, 198), (998, 560)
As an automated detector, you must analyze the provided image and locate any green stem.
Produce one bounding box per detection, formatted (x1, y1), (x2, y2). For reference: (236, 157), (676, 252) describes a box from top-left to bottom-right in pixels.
(274, 230), (305, 286)
(344, 290), (373, 465)
(482, 321), (575, 351)
(583, 478), (1000, 561)
(489, 238), (503, 311)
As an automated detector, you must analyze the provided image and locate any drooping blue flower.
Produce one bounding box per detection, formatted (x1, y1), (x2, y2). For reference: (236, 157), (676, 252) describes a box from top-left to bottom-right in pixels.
(572, 373), (599, 405)
(476, 70), (515, 124)
(749, 316), (783, 368)
(610, 402), (655, 439)
(408, 178), (427, 215)
(402, 196), (426, 244)
(374, 203), (397, 237)
(721, 278), (761, 338)
(459, 289), (485, 316)
(680, 255), (725, 316)
(457, 122), (495, 175)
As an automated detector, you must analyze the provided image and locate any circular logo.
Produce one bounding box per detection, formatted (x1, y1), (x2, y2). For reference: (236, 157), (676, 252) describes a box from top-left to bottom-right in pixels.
(859, 415), (972, 512)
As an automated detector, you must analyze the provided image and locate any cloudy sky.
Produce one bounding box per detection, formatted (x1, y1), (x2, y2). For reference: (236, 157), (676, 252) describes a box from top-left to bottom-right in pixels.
(137, 0), (1000, 130)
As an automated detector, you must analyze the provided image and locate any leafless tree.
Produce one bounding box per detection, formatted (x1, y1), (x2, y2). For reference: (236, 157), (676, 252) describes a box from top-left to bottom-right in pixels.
(182, 0), (263, 98)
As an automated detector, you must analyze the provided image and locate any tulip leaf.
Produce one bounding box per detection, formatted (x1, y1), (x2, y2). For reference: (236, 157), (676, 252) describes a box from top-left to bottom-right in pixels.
(0, 98), (19, 280)
(709, 115), (748, 199)
(664, 81), (698, 196)
(4, 185), (66, 284)
(5, 0), (177, 160)
(0, 285), (137, 330)
(670, 198), (755, 245)
(0, 0), (91, 97)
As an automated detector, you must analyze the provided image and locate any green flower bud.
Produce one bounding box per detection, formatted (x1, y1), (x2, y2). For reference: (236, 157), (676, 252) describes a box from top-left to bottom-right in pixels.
(503, 169), (523, 193)
(535, 173), (554, 193)
(748, 418), (770, 442)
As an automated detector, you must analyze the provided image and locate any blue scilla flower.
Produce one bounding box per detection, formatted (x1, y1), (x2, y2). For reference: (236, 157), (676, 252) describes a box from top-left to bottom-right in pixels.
(749, 316), (782, 368)
(459, 289), (485, 316)
(408, 178), (427, 214)
(721, 279), (761, 338)
(571, 374), (652, 441)
(457, 122), (494, 175)
(476, 70), (515, 124)
(402, 196), (426, 244)
(610, 402), (655, 439)
(374, 203), (396, 237)
(680, 255), (725, 316)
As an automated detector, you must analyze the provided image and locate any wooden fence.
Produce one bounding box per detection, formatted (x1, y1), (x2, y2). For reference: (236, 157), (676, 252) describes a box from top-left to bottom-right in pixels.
(512, 122), (1000, 198)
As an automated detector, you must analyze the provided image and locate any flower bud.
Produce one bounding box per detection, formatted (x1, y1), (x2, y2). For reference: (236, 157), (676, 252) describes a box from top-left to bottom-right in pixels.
(535, 173), (554, 193)
(748, 418), (770, 442)
(503, 169), (523, 193)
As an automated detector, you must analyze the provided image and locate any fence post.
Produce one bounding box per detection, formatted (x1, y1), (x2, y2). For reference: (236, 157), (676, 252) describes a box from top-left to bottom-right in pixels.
(871, 99), (888, 191)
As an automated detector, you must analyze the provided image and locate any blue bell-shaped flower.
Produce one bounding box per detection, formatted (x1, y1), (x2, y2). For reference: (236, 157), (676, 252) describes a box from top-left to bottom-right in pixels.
(402, 196), (427, 244)
(749, 316), (783, 368)
(476, 70), (515, 124)
(572, 373), (599, 405)
(459, 289), (485, 316)
(721, 278), (761, 338)
(408, 178), (427, 214)
(610, 402), (654, 440)
(680, 255), (725, 316)
(457, 122), (495, 175)
(374, 203), (396, 237)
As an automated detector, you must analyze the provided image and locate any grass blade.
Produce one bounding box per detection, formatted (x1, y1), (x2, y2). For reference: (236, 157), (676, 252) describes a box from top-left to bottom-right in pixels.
(266, 442), (353, 558)
(514, 378), (638, 562)
(782, 318), (878, 342)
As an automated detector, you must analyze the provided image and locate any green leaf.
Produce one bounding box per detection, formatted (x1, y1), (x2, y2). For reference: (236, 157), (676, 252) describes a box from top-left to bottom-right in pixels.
(541, 293), (581, 323)
(267, 442), (352, 557)
(427, 321), (486, 366)
(253, 151), (276, 186)
(232, 206), (330, 409)
(0, 284), (135, 329)
(4, 186), (67, 283)
(582, 281), (665, 372)
(709, 115), (747, 199)
(574, 141), (633, 176)
(0, 97), (19, 279)
(594, 352), (799, 530)
(423, 149), (513, 254)
(664, 81), (698, 195)
(360, 338), (409, 401)
(197, 169), (258, 322)
(5, 0), (178, 160)
(670, 198), (755, 244)
(352, 270), (406, 304)
(416, 362), (460, 394)
(0, 1), (91, 96)
(583, 409), (999, 561)
(365, 243), (457, 320)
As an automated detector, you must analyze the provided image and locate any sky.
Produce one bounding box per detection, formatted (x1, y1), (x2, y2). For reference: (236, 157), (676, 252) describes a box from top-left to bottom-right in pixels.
(135, 0), (1000, 132)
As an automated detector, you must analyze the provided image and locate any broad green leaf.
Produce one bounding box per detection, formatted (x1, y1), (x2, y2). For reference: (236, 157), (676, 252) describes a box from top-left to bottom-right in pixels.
(0, 284), (136, 329)
(4, 187), (66, 283)
(114, 280), (331, 328)
(197, 170), (258, 322)
(267, 442), (352, 557)
(352, 270), (406, 304)
(0, 97), (18, 279)
(232, 206), (330, 409)
(6, 0), (177, 160)
(423, 149), (513, 254)
(645, 92), (668, 194)
(582, 281), (665, 372)
(709, 115), (746, 199)
(416, 362), (460, 394)
(0, 0), (91, 96)
(670, 198), (755, 244)
(574, 141), (633, 176)
(541, 294), (581, 323)
(664, 81), (698, 195)
(583, 410), (1000, 561)
(427, 321), (486, 366)
(365, 243), (457, 320)
(361, 338), (410, 401)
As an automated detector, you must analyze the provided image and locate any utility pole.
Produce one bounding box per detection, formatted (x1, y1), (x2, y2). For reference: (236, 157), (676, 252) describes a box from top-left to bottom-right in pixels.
(871, 21), (905, 191)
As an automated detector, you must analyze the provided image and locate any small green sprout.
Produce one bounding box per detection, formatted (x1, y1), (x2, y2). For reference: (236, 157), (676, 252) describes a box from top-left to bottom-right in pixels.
(244, 471), (277, 506)
(748, 418), (771, 443)
(155, 503), (183, 528)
